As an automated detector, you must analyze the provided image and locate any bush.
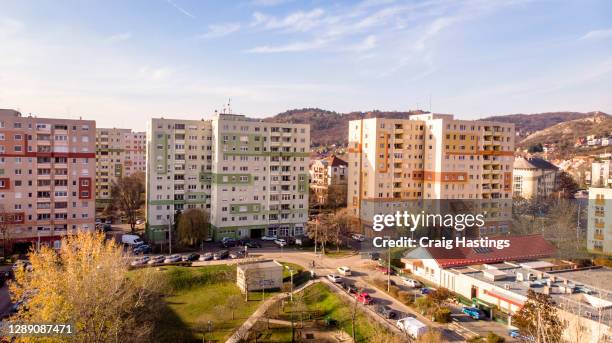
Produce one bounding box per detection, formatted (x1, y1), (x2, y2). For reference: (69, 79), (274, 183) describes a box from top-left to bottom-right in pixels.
(433, 307), (452, 323)
(397, 291), (414, 305)
(415, 297), (434, 314)
(388, 285), (400, 297)
(486, 332), (505, 343)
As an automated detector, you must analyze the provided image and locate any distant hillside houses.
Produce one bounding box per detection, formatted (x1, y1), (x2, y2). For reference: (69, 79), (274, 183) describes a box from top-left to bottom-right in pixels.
(575, 134), (612, 148)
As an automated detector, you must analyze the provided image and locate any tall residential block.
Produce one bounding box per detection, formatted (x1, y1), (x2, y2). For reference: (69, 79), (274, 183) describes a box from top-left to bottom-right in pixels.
(588, 187), (612, 255)
(95, 128), (146, 207)
(512, 156), (559, 199)
(145, 113), (310, 242)
(347, 113), (514, 235)
(0, 109), (96, 253)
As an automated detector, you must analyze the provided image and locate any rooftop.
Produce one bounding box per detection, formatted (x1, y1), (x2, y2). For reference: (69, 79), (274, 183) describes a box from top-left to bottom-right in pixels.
(514, 157), (559, 170)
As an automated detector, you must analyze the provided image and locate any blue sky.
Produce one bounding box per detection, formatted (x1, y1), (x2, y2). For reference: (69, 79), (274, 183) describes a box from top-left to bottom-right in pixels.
(0, 0), (611, 130)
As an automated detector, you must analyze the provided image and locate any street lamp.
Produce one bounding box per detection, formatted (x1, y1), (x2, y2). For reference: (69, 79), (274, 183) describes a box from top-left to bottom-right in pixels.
(384, 235), (391, 292)
(285, 265), (294, 301)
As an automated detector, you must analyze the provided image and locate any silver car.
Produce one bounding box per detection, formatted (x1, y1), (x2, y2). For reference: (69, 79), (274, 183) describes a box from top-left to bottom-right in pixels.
(163, 254), (182, 263)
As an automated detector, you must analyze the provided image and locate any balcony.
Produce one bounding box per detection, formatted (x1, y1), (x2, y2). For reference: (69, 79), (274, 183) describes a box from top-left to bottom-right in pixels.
(596, 222), (605, 229)
(595, 233), (605, 240)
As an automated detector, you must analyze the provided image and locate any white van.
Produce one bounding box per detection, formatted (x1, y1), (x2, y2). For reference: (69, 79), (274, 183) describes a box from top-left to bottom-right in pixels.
(337, 266), (352, 276)
(121, 234), (144, 246)
(396, 317), (427, 338)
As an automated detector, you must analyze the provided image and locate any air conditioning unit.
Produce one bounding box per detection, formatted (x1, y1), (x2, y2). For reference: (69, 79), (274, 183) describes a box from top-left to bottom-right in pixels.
(504, 284), (511, 290)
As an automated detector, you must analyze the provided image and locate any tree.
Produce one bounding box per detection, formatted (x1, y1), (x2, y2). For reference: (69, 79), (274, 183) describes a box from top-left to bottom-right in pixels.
(226, 295), (243, 321)
(528, 143), (544, 153)
(512, 290), (564, 343)
(555, 171), (579, 198)
(330, 208), (351, 252)
(176, 208), (210, 246)
(0, 205), (12, 257)
(428, 287), (451, 307)
(10, 232), (164, 343)
(110, 172), (145, 232)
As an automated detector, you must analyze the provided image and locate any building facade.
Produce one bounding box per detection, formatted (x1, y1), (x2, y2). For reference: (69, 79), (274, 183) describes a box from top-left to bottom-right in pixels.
(0, 109), (96, 253)
(145, 113), (310, 242)
(95, 128), (146, 208)
(347, 113), (514, 235)
(309, 155), (348, 206)
(591, 160), (612, 187)
(587, 187), (612, 255)
(512, 157), (559, 199)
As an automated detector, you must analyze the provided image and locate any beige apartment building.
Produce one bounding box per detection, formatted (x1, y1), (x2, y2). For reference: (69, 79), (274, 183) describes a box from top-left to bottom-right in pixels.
(95, 128), (146, 208)
(0, 109), (96, 253)
(588, 187), (612, 255)
(591, 160), (612, 187)
(512, 156), (559, 199)
(309, 155), (348, 206)
(347, 113), (514, 235)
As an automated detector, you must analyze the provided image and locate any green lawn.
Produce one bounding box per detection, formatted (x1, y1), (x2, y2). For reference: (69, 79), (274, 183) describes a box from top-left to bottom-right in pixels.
(152, 265), (278, 343)
(282, 282), (383, 342)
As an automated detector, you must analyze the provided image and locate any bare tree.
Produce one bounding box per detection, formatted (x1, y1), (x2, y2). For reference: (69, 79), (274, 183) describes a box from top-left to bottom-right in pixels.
(176, 208), (210, 246)
(226, 294), (243, 320)
(110, 172), (145, 232)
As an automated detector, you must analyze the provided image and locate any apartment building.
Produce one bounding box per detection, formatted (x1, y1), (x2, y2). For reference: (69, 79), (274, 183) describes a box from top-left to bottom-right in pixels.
(347, 113), (514, 235)
(587, 187), (612, 255)
(309, 155), (348, 206)
(0, 109), (96, 253)
(95, 128), (146, 207)
(512, 157), (559, 199)
(591, 160), (612, 187)
(145, 112), (310, 242)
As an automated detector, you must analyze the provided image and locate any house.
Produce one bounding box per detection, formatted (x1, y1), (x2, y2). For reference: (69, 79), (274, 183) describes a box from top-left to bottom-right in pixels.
(512, 157), (559, 199)
(236, 260), (283, 292)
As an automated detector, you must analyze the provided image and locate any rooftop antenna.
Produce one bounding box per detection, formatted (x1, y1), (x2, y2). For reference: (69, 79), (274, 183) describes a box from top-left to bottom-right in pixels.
(227, 98), (232, 114)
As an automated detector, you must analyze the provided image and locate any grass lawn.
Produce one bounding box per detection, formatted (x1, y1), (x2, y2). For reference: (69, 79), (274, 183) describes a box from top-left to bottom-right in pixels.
(322, 248), (356, 258)
(152, 265), (278, 343)
(281, 282), (383, 342)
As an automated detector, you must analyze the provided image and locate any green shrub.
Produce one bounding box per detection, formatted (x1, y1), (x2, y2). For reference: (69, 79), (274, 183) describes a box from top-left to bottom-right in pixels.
(486, 332), (505, 343)
(415, 296), (434, 313)
(433, 307), (452, 323)
(397, 291), (414, 305)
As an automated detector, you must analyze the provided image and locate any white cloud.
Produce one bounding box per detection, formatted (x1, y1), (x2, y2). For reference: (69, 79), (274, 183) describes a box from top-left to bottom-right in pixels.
(581, 29), (612, 40)
(166, 0), (195, 18)
(251, 0), (293, 6)
(247, 39), (329, 53)
(347, 35), (377, 52)
(198, 23), (240, 39)
(251, 8), (325, 32)
(105, 32), (132, 43)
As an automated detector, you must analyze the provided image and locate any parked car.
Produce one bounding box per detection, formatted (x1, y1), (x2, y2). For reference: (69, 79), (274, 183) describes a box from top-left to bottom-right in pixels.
(229, 251), (245, 259)
(462, 307), (486, 320)
(122, 234), (144, 247)
(420, 287), (434, 295)
(355, 292), (373, 305)
(213, 250), (229, 260)
(281, 237), (296, 245)
(198, 252), (213, 261)
(133, 244), (151, 254)
(164, 254), (182, 263)
(343, 283), (358, 294)
(131, 256), (150, 266)
(261, 235), (277, 241)
(182, 253), (200, 261)
(12, 260), (32, 272)
(327, 274), (343, 283)
(274, 238), (287, 247)
(337, 266), (352, 276)
(508, 328), (534, 341)
(376, 305), (396, 319)
(243, 241), (262, 248)
(361, 251), (380, 260)
(221, 238), (236, 248)
(351, 233), (366, 242)
(148, 255), (165, 264)
(376, 266), (394, 275)
(400, 276), (422, 288)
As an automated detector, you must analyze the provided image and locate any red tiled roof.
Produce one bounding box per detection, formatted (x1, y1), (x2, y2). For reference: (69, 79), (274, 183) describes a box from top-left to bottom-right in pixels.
(426, 234), (556, 268)
(326, 154), (348, 167)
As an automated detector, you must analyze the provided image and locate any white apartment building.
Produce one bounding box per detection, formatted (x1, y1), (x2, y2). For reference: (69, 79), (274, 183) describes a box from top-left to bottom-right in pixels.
(347, 113), (514, 235)
(592, 160), (612, 187)
(145, 113), (310, 242)
(588, 187), (612, 255)
(95, 128), (146, 207)
(512, 157), (559, 199)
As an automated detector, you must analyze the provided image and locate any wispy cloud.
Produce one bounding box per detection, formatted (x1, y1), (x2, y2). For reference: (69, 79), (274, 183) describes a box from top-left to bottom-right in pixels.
(105, 32), (132, 43)
(581, 28), (612, 40)
(198, 23), (240, 39)
(166, 0), (195, 18)
(251, 8), (325, 32)
(247, 39), (329, 53)
(251, 0), (293, 6)
(347, 35), (377, 52)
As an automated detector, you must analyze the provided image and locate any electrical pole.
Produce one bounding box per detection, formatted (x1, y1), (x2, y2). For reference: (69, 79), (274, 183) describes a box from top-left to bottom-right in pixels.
(168, 218), (173, 255)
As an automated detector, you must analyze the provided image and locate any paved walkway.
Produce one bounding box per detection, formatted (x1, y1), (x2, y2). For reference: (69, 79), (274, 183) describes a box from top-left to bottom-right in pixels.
(226, 279), (318, 343)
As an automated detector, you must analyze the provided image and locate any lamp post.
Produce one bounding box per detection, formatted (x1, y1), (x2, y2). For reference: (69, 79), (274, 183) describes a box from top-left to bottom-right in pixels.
(285, 265), (294, 301)
(384, 235), (391, 292)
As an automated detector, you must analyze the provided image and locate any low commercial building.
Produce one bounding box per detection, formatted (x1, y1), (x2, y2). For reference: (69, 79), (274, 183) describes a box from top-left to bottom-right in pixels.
(402, 235), (611, 343)
(512, 157), (559, 199)
(236, 259), (283, 292)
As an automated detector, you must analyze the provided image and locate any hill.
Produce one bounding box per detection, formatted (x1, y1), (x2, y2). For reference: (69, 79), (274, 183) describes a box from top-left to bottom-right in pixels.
(518, 111), (612, 151)
(264, 108), (427, 146)
(480, 112), (596, 138)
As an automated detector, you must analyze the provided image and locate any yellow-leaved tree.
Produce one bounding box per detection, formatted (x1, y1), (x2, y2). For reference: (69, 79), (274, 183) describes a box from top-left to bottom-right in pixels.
(10, 232), (165, 343)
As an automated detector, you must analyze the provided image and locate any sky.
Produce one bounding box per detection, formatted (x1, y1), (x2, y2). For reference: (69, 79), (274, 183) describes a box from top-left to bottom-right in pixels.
(0, 0), (611, 130)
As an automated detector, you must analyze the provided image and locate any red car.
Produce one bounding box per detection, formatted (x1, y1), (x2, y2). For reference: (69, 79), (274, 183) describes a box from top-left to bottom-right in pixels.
(355, 292), (373, 305)
(376, 266), (394, 275)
